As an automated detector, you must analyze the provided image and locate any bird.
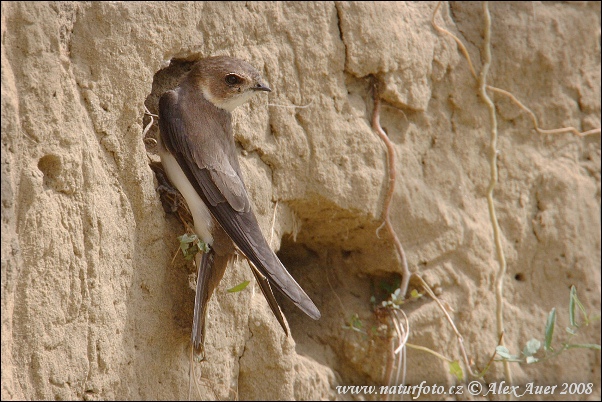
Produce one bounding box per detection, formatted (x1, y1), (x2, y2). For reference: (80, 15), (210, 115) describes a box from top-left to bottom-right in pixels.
(157, 56), (320, 359)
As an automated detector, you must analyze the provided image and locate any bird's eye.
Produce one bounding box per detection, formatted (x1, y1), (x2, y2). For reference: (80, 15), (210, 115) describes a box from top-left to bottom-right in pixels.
(225, 74), (242, 85)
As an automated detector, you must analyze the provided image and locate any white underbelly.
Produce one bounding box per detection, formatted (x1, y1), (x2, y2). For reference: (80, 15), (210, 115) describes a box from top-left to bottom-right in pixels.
(158, 143), (214, 245)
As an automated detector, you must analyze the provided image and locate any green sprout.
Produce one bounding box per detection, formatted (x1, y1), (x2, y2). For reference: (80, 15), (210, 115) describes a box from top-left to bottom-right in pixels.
(177, 233), (210, 261)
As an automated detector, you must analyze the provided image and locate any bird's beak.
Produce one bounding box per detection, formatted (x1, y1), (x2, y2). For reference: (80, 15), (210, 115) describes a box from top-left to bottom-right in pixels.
(252, 82), (271, 92)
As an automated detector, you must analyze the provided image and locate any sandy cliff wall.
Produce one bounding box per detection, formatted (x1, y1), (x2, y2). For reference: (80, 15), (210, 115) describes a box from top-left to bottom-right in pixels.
(2, 2), (600, 400)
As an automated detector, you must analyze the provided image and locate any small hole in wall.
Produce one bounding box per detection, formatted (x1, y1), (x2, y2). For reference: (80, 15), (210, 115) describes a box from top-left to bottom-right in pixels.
(38, 154), (62, 187)
(514, 273), (525, 282)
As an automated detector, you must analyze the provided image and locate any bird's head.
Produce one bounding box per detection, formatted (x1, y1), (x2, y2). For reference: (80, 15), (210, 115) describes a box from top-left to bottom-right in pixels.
(188, 56), (271, 112)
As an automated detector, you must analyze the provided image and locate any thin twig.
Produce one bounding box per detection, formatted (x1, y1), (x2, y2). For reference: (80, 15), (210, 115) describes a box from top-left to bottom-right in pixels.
(188, 346), (205, 400)
(383, 334), (396, 400)
(431, 1), (600, 138)
(486, 86), (601, 137)
(143, 105), (158, 137)
(371, 80), (411, 300)
(479, 1), (513, 387)
(393, 310), (408, 400)
(170, 245), (180, 267)
(383, 309), (409, 401)
(476, 331), (505, 376)
(432, 2), (477, 79)
(392, 309), (410, 355)
(406, 342), (454, 363)
(413, 274), (479, 378)
(388, 315), (402, 396)
(392, 310), (408, 401)
(326, 273), (348, 318)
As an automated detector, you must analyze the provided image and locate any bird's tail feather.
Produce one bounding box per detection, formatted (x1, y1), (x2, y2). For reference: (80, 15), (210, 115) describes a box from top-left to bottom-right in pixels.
(191, 249), (229, 360)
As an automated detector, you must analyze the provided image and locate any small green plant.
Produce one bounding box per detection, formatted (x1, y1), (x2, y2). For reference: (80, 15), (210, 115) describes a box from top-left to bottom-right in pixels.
(496, 286), (601, 365)
(342, 313), (366, 334)
(177, 233), (210, 261)
(374, 287), (423, 309)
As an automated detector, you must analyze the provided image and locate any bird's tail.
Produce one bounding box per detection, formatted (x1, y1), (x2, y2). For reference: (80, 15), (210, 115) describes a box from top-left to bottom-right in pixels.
(191, 249), (229, 360)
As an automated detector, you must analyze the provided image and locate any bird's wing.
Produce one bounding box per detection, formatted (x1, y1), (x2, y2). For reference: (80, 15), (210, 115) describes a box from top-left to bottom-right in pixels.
(158, 90), (320, 321)
(248, 263), (289, 336)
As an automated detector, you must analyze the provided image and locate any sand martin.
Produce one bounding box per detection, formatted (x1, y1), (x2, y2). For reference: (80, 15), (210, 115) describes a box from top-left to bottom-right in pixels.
(157, 56), (320, 359)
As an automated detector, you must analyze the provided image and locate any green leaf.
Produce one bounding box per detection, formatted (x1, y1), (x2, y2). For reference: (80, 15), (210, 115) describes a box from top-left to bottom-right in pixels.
(566, 326), (577, 335)
(569, 286), (591, 327)
(495, 346), (523, 362)
(343, 314), (365, 333)
(575, 294), (589, 326)
(180, 242), (190, 253)
(178, 233), (198, 244)
(227, 280), (250, 293)
(410, 289), (422, 299)
(569, 285), (577, 327)
(495, 346), (513, 359)
(392, 288), (401, 302)
(178, 233), (197, 259)
(179, 240), (190, 253)
(564, 343), (601, 351)
(544, 308), (556, 351)
(448, 361), (464, 381)
(522, 338), (541, 357)
(189, 244), (202, 260)
(350, 313), (363, 330)
(198, 241), (210, 253)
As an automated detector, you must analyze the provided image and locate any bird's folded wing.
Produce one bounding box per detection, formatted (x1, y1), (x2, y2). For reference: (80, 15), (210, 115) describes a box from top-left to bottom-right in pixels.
(159, 90), (320, 320)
